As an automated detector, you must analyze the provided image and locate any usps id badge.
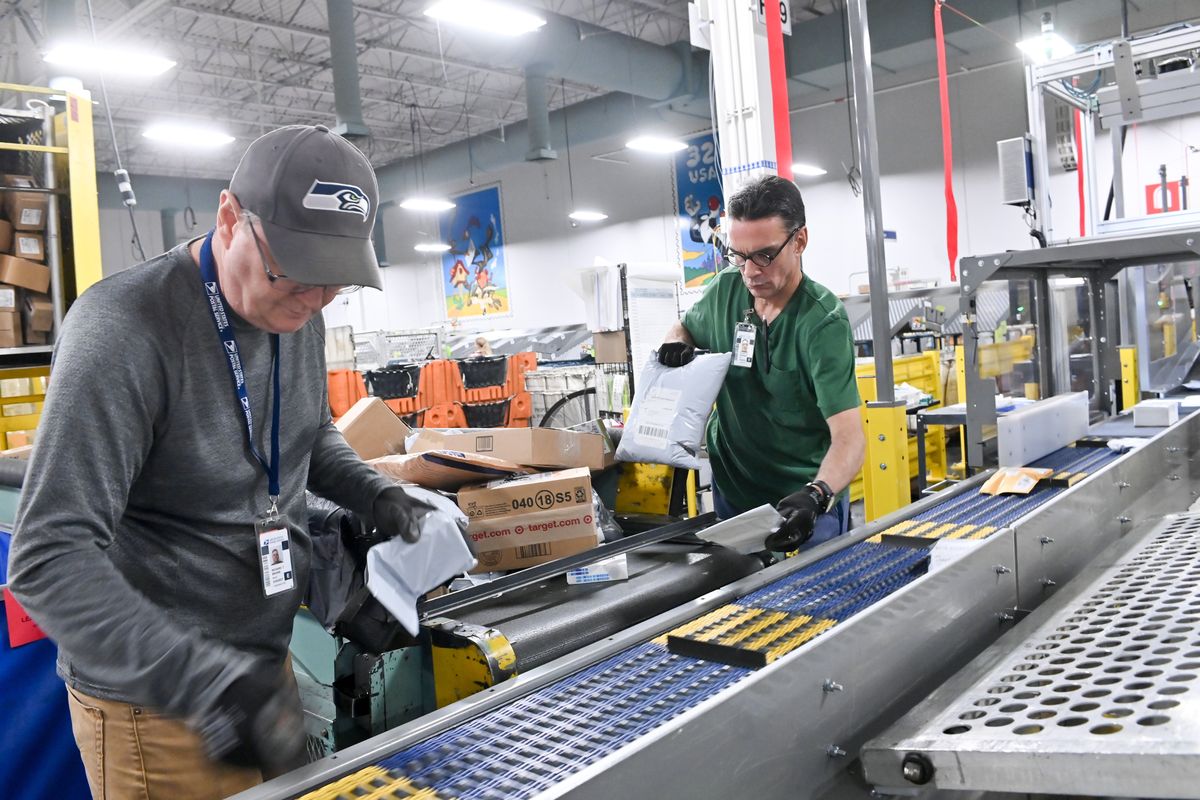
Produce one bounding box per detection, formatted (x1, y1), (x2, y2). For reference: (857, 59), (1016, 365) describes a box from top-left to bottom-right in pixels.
(733, 322), (756, 368)
(257, 514), (295, 597)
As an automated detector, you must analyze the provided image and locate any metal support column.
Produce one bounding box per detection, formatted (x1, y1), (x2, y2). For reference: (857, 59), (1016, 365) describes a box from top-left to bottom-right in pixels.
(40, 106), (65, 330)
(845, 0), (892, 402)
(846, 0), (905, 513)
(1119, 344), (1139, 410)
(1034, 273), (1055, 398)
(862, 401), (910, 521)
(1087, 272), (1120, 414)
(326, 0), (369, 137)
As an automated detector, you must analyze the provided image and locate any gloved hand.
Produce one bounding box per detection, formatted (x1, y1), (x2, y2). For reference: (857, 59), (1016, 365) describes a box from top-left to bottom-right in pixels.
(198, 664), (307, 772)
(657, 341), (695, 368)
(341, 487), (435, 567)
(765, 482), (834, 552)
(373, 486), (435, 544)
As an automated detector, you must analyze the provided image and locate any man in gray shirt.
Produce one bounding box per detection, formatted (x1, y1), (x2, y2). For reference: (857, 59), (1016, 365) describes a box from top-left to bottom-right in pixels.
(8, 125), (427, 798)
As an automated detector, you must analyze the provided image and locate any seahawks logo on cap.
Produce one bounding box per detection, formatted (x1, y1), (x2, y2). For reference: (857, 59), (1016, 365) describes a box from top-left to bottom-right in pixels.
(301, 179), (370, 220)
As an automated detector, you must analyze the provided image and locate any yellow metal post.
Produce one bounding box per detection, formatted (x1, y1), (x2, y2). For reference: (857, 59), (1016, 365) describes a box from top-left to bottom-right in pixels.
(862, 401), (910, 521)
(1119, 345), (1139, 411)
(61, 92), (102, 293)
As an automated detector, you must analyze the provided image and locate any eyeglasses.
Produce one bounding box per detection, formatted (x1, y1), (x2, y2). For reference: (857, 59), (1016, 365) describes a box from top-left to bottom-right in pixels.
(244, 215), (361, 296)
(721, 227), (800, 270)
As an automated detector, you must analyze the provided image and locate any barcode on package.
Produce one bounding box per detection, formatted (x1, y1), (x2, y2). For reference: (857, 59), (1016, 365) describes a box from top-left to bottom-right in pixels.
(635, 423), (669, 448)
(518, 542), (552, 559)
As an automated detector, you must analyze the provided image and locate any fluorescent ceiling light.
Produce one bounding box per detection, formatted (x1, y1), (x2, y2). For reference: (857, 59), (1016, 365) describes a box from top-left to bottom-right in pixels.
(44, 42), (175, 77)
(1016, 32), (1075, 64)
(142, 123), (235, 149)
(626, 136), (687, 154)
(791, 163), (827, 177)
(569, 209), (608, 222)
(414, 242), (451, 253)
(400, 197), (456, 212)
(424, 0), (546, 36)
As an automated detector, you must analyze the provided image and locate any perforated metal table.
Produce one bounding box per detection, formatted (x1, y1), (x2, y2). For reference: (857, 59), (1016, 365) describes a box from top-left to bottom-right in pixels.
(863, 511), (1200, 798)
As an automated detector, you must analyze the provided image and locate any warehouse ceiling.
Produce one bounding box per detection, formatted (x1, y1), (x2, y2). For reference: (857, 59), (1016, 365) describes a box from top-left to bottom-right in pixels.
(0, 1), (1194, 183)
(0, 0), (837, 179)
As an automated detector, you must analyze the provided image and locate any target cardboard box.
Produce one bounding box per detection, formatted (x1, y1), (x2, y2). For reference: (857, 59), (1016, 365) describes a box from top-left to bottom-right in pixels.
(458, 468), (601, 572)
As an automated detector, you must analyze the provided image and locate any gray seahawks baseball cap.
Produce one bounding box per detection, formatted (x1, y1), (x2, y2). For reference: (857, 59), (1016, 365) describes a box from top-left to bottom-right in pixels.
(229, 124), (382, 290)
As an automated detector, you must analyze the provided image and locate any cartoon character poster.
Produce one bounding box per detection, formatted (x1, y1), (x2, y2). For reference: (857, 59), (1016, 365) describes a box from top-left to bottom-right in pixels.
(439, 186), (511, 319)
(675, 133), (723, 288)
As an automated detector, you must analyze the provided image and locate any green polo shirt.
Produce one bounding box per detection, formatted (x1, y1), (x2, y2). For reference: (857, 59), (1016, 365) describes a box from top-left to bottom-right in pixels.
(683, 267), (860, 511)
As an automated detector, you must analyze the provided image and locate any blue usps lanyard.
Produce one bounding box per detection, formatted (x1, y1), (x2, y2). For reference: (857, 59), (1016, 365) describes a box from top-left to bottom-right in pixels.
(199, 230), (282, 504)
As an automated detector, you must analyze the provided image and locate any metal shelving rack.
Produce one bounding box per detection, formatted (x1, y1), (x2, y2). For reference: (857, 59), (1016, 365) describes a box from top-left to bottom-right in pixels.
(0, 84), (102, 447)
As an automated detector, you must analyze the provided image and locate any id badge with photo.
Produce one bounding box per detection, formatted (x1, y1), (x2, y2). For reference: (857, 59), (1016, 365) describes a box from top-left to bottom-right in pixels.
(256, 512), (295, 597)
(733, 322), (756, 368)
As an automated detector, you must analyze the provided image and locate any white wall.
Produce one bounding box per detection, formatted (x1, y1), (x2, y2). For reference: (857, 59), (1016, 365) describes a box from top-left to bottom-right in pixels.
(98, 60), (1198, 328)
(97, 207), (215, 276)
(331, 63), (1042, 333)
(324, 147), (682, 334)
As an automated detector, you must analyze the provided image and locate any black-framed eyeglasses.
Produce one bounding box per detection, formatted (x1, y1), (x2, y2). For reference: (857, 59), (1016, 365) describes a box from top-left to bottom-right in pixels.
(721, 227), (801, 270)
(244, 214), (361, 296)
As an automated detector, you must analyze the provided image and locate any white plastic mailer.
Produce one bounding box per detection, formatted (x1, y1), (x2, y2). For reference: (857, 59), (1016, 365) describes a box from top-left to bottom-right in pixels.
(365, 487), (476, 635)
(616, 351), (731, 469)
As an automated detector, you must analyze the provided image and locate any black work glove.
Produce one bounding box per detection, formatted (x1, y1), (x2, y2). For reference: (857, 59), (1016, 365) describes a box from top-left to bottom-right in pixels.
(766, 482), (834, 552)
(657, 341), (695, 368)
(340, 487), (435, 566)
(199, 664), (307, 772)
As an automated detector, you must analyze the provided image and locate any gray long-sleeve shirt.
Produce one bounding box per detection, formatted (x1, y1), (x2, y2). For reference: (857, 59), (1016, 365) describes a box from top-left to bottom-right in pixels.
(7, 242), (391, 724)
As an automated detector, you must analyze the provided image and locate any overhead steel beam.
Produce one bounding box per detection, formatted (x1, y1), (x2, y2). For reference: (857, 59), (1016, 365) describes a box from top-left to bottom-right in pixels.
(170, 65), (517, 128)
(101, 0), (172, 38)
(173, 3), (517, 81)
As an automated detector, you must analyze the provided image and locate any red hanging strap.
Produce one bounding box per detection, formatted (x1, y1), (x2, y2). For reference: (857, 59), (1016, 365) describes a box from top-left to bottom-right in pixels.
(934, 1), (958, 281)
(765, 0), (793, 180)
(1075, 108), (1086, 237)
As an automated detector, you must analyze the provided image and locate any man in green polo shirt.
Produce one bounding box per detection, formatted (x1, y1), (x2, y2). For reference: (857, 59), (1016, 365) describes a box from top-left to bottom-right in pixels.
(659, 175), (865, 551)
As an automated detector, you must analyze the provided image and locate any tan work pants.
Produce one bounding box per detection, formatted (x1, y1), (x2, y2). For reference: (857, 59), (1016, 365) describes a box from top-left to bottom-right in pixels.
(65, 684), (264, 800)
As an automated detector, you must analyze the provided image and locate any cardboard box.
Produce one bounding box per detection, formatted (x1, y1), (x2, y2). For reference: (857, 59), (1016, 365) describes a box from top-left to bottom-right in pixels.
(369, 450), (528, 491)
(0, 328), (20, 348)
(0, 311), (19, 332)
(334, 396), (412, 461)
(409, 427), (610, 471)
(5, 430), (33, 449)
(22, 314), (45, 345)
(0, 254), (49, 293)
(0, 219), (11, 253)
(23, 293), (52, 332)
(471, 532), (599, 573)
(460, 467), (601, 572)
(3, 175), (48, 231)
(457, 468), (592, 523)
(0, 284), (18, 311)
(593, 330), (628, 364)
(13, 232), (43, 262)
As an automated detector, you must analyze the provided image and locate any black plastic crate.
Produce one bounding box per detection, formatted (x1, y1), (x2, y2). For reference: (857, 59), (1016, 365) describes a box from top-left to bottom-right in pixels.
(462, 400), (509, 428)
(365, 364), (421, 400)
(458, 356), (509, 389)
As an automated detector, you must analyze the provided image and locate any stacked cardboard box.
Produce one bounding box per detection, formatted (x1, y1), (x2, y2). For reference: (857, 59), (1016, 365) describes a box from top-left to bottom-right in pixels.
(458, 468), (601, 572)
(0, 173), (52, 346)
(335, 397), (611, 573)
